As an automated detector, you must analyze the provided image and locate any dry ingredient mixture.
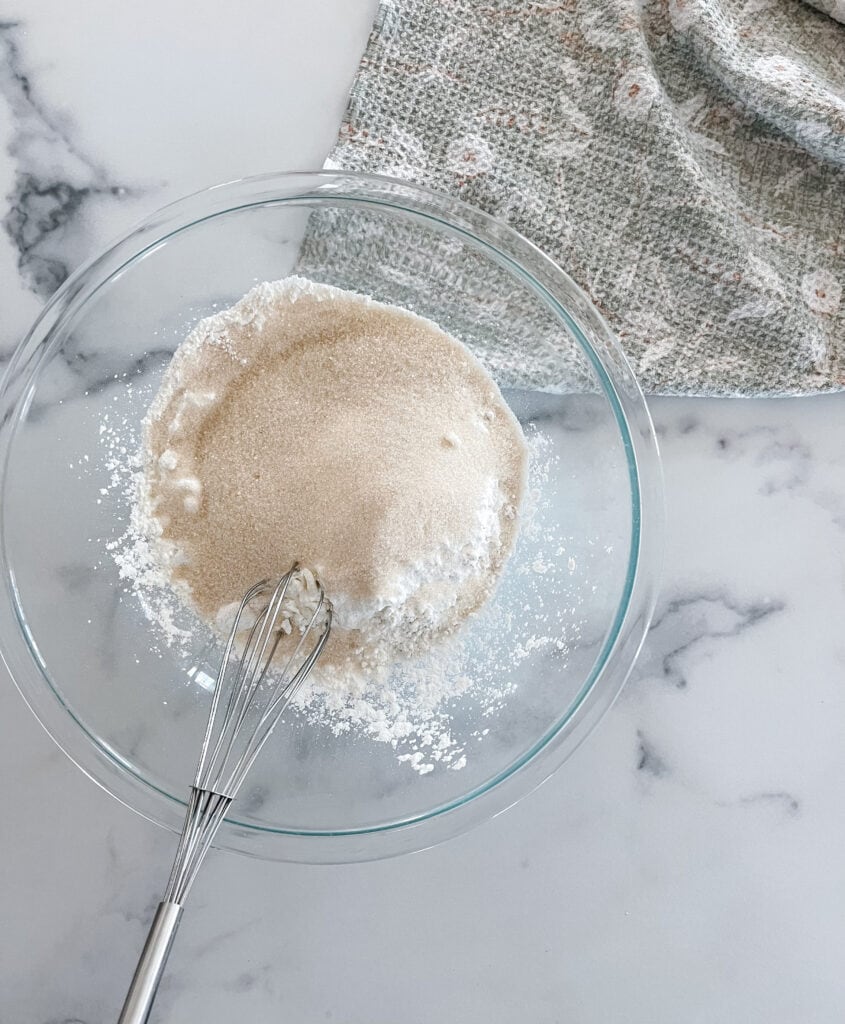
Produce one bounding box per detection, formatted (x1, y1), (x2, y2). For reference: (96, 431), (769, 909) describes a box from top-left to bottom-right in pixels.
(144, 276), (526, 669)
(111, 277), (533, 772)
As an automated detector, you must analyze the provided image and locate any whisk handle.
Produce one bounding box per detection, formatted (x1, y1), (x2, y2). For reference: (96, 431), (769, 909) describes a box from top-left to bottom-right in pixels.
(117, 900), (183, 1024)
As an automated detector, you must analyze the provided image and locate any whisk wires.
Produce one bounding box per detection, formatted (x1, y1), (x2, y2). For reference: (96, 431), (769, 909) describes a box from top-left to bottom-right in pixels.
(162, 566), (331, 905)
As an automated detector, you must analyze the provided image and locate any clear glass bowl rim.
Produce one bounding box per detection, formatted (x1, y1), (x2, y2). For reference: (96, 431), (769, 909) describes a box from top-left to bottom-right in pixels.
(0, 170), (663, 863)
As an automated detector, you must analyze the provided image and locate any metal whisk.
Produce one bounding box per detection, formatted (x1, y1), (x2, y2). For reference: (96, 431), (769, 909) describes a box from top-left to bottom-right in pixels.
(117, 566), (332, 1024)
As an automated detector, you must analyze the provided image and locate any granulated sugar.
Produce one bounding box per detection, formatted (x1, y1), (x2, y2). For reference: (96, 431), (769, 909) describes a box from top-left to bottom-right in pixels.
(105, 278), (541, 773)
(141, 277), (527, 680)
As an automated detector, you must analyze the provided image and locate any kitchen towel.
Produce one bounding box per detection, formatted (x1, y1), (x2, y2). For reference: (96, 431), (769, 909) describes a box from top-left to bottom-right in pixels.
(312, 0), (845, 396)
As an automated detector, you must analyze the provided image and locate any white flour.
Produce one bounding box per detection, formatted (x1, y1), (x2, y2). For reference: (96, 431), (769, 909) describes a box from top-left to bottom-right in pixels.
(103, 281), (565, 774)
(140, 278), (527, 676)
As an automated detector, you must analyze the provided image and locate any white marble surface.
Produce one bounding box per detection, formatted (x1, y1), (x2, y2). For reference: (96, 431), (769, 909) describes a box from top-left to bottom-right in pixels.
(2, 3), (844, 1021)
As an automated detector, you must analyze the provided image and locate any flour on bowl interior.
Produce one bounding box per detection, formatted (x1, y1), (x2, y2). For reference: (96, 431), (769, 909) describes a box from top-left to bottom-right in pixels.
(108, 277), (541, 773)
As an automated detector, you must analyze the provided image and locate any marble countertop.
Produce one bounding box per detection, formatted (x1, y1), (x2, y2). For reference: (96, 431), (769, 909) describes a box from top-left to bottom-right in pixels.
(2, 3), (844, 1021)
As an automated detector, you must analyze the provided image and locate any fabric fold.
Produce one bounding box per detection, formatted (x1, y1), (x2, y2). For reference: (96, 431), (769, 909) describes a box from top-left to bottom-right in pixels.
(312, 0), (845, 396)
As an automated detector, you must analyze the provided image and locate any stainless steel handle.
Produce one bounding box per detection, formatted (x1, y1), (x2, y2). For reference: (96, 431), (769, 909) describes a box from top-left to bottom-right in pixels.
(117, 900), (183, 1024)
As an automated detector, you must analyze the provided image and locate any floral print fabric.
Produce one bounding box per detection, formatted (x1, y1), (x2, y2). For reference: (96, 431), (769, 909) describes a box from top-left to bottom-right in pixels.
(321, 0), (845, 395)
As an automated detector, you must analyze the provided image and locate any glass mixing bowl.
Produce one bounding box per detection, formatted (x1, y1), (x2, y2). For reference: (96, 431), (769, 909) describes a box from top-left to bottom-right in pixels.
(0, 171), (662, 862)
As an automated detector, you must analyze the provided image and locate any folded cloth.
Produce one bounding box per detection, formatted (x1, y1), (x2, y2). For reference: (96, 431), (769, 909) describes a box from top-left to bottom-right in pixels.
(309, 0), (845, 396)
(804, 0), (844, 23)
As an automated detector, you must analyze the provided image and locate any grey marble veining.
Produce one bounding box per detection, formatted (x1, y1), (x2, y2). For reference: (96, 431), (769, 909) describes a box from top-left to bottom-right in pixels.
(1, 3), (844, 1023)
(0, 19), (135, 307)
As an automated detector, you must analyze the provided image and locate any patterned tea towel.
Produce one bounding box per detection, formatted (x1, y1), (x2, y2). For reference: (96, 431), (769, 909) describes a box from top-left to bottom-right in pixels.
(314, 0), (845, 396)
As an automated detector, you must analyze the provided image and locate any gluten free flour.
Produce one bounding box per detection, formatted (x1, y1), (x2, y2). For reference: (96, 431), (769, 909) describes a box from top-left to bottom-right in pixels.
(111, 277), (533, 773)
